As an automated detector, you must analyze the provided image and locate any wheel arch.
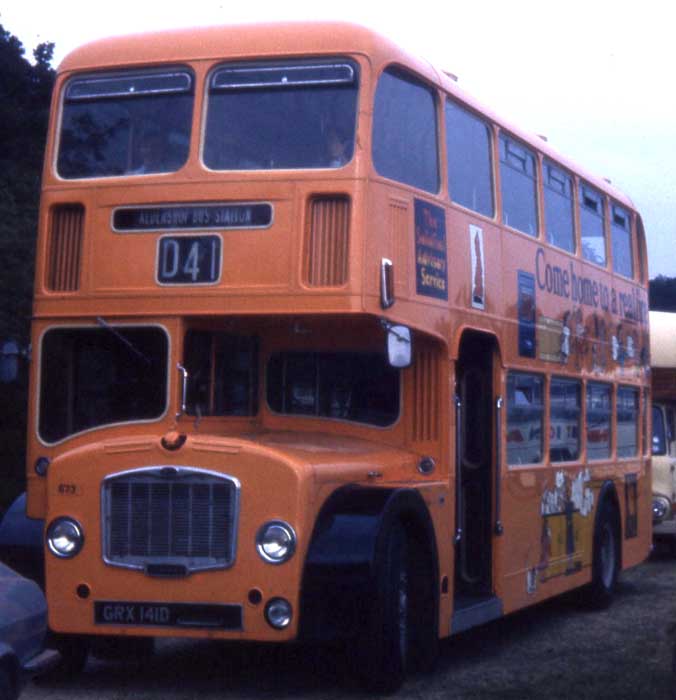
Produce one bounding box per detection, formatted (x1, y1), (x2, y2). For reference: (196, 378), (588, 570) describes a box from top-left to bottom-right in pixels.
(299, 484), (439, 641)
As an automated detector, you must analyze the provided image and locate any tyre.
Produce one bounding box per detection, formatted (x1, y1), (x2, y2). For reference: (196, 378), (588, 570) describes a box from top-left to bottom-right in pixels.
(584, 499), (620, 609)
(38, 634), (88, 682)
(0, 661), (17, 700)
(353, 521), (410, 694)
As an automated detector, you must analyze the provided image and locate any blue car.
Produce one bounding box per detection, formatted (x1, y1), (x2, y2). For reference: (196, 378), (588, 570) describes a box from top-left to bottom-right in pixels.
(0, 503), (58, 699)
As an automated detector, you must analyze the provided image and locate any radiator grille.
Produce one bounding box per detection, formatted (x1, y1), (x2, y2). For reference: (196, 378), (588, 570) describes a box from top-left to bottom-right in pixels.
(103, 468), (239, 573)
(47, 205), (84, 292)
(304, 197), (350, 286)
(412, 350), (439, 443)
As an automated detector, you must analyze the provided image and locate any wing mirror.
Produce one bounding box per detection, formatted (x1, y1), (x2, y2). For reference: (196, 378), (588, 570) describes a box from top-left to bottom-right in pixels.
(385, 323), (412, 369)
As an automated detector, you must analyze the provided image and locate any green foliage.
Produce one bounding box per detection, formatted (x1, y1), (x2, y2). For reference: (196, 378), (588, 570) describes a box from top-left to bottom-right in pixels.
(649, 276), (676, 312)
(0, 25), (55, 510)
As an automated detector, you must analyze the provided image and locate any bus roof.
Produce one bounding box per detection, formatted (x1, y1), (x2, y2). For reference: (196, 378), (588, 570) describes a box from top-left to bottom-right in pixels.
(58, 21), (634, 209)
(650, 311), (676, 368)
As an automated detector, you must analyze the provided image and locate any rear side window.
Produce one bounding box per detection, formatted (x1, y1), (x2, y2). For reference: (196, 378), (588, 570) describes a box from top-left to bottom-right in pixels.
(580, 184), (606, 266)
(445, 100), (494, 217)
(499, 134), (538, 236)
(373, 68), (439, 193)
(611, 204), (634, 278)
(617, 386), (639, 457)
(543, 160), (575, 253)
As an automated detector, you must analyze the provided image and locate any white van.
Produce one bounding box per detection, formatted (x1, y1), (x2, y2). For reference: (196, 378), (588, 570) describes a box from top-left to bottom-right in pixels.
(650, 311), (676, 538)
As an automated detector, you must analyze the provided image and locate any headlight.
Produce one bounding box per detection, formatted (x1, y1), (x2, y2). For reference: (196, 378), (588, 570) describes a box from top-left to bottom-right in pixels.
(46, 517), (84, 558)
(265, 597), (293, 629)
(653, 497), (670, 524)
(256, 520), (296, 564)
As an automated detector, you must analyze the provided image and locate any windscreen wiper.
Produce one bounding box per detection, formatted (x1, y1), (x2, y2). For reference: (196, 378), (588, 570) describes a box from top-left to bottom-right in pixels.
(96, 317), (152, 366)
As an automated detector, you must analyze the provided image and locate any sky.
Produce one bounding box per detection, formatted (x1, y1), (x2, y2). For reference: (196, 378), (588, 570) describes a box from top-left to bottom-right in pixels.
(2, 0), (674, 278)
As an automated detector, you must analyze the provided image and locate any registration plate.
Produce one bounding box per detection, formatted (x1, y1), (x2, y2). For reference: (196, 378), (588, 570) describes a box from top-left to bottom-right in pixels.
(94, 601), (242, 630)
(157, 234), (221, 285)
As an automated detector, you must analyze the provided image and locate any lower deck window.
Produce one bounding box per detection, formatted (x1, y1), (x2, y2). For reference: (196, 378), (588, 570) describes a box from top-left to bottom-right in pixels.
(39, 326), (168, 443)
(550, 378), (581, 462)
(267, 352), (399, 427)
(617, 386), (639, 457)
(586, 383), (611, 460)
(506, 372), (544, 465)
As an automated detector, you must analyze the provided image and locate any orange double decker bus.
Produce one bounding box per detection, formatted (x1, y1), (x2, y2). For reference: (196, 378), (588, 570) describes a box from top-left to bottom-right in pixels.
(24, 22), (650, 690)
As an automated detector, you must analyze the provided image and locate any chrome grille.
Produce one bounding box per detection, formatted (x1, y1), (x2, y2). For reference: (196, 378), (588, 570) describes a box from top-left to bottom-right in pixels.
(102, 468), (239, 574)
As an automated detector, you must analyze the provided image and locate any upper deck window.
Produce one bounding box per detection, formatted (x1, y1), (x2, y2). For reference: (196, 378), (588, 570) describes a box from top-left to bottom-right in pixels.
(445, 100), (494, 217)
(204, 60), (358, 171)
(57, 70), (193, 179)
(611, 203), (634, 278)
(372, 68), (439, 193)
(544, 160), (575, 253)
(499, 134), (538, 236)
(580, 183), (607, 266)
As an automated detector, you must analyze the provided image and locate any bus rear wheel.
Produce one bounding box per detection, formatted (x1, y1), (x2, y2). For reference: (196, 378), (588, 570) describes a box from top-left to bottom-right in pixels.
(585, 500), (620, 609)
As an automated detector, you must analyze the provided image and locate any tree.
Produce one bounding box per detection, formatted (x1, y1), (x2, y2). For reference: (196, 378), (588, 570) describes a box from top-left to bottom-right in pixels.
(649, 276), (676, 312)
(0, 25), (55, 510)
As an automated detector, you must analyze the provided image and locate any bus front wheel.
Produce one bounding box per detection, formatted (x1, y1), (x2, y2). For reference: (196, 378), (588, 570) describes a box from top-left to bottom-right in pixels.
(353, 520), (409, 694)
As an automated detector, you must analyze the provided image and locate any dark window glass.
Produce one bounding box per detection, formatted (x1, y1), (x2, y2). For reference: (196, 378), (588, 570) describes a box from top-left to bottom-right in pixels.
(580, 184), (606, 266)
(611, 204), (634, 278)
(586, 383), (611, 460)
(550, 378), (581, 462)
(617, 386), (639, 457)
(373, 68), (439, 193)
(267, 352), (399, 427)
(643, 389), (649, 456)
(499, 134), (538, 236)
(445, 100), (494, 216)
(653, 404), (667, 456)
(58, 70), (193, 178)
(205, 59), (358, 171)
(39, 327), (168, 442)
(506, 372), (543, 465)
(544, 160), (575, 253)
(184, 332), (258, 416)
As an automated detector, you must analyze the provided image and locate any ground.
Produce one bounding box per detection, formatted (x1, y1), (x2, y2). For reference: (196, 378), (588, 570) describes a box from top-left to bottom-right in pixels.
(23, 548), (676, 700)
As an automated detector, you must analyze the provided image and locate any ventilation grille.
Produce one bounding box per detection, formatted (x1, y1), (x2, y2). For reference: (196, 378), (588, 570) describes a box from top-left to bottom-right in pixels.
(304, 197), (350, 286)
(47, 205), (84, 292)
(412, 350), (439, 442)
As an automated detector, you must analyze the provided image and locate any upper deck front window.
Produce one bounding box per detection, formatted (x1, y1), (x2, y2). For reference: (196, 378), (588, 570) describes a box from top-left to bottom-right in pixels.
(57, 69), (193, 179)
(204, 60), (358, 171)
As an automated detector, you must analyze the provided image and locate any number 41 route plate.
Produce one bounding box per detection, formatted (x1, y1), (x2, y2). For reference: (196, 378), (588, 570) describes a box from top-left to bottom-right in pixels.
(157, 235), (221, 285)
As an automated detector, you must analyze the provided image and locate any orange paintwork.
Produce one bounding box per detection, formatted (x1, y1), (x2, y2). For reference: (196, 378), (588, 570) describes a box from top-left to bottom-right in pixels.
(28, 22), (650, 644)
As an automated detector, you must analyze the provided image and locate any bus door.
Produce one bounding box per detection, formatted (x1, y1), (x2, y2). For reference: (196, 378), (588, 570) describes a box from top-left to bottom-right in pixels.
(453, 334), (500, 624)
